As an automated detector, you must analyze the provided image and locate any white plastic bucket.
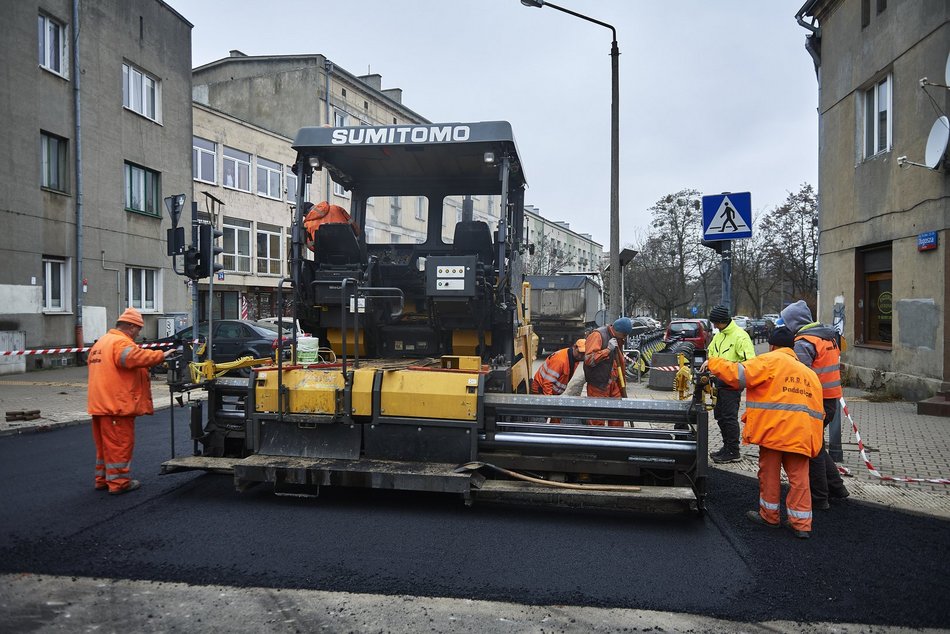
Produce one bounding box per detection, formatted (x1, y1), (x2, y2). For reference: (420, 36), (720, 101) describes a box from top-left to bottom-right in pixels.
(297, 336), (320, 364)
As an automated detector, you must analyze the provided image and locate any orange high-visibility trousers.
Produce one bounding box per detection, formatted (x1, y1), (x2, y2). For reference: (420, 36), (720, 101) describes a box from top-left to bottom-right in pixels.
(92, 415), (136, 492)
(587, 381), (623, 427)
(757, 446), (813, 533)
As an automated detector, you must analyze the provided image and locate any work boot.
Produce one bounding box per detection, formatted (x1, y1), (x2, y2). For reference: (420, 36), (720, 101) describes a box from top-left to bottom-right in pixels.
(783, 520), (810, 539)
(830, 487), (850, 500)
(711, 449), (741, 464)
(812, 498), (831, 510)
(109, 480), (141, 495)
(745, 510), (780, 529)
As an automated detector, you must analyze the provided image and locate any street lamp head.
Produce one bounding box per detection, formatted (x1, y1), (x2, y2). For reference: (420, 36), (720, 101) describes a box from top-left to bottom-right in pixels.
(520, 0), (544, 7)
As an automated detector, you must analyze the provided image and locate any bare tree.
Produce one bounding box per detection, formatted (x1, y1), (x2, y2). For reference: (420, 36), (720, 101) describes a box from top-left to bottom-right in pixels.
(759, 184), (819, 307)
(731, 222), (779, 316)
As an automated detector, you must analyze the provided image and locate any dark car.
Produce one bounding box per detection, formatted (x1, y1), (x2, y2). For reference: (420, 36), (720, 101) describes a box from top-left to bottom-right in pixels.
(155, 319), (282, 375)
(749, 318), (770, 342)
(664, 319), (712, 351)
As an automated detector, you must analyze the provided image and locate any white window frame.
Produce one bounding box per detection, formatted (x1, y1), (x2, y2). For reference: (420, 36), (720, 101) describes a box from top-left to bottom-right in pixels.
(124, 161), (161, 216)
(256, 157), (282, 199)
(222, 217), (252, 273)
(38, 14), (68, 77)
(331, 111), (351, 197)
(42, 256), (70, 312)
(415, 196), (426, 221)
(223, 147), (251, 192)
(285, 167), (299, 202)
(256, 223), (283, 276)
(390, 197), (402, 226)
(863, 74), (892, 159)
(41, 131), (68, 192)
(127, 267), (160, 312)
(193, 136), (217, 184)
(122, 62), (161, 122)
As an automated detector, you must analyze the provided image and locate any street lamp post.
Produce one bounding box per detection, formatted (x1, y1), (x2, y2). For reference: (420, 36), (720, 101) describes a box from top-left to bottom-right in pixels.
(520, 0), (621, 321)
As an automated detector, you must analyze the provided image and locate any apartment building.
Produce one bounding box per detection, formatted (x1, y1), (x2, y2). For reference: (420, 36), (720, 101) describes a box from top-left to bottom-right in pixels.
(0, 0), (193, 369)
(523, 204), (604, 274)
(796, 0), (949, 400)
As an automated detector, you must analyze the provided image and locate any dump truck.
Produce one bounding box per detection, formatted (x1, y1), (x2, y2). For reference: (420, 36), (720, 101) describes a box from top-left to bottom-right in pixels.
(162, 121), (709, 513)
(526, 274), (603, 355)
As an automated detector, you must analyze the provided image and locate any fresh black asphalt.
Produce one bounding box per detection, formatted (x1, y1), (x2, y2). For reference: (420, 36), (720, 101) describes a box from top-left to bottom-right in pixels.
(1, 410), (947, 629)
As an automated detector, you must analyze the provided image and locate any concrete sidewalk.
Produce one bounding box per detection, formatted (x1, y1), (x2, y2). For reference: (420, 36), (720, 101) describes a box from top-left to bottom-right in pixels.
(1, 361), (948, 519)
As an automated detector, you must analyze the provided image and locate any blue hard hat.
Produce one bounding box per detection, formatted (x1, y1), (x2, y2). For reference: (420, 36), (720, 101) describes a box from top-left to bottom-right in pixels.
(612, 317), (634, 335)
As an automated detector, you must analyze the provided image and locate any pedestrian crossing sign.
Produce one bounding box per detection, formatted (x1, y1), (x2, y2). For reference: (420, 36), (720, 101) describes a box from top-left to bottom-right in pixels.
(702, 192), (752, 240)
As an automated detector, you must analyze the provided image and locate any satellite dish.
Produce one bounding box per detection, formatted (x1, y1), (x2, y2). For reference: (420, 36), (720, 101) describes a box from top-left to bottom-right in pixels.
(924, 116), (949, 169)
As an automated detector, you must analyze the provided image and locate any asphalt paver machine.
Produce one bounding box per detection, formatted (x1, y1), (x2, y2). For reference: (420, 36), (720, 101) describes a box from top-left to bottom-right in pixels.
(163, 121), (709, 513)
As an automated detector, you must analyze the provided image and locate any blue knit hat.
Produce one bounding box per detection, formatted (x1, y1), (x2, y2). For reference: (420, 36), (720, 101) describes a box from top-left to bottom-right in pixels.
(612, 317), (633, 335)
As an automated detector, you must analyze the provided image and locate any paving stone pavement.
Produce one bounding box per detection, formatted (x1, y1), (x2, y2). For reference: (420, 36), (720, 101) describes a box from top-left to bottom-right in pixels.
(2, 356), (948, 519)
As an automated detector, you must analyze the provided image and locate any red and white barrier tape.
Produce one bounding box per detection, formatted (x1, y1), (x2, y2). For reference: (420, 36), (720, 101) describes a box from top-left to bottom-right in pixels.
(0, 342), (174, 356)
(649, 365), (680, 373)
(838, 396), (950, 485)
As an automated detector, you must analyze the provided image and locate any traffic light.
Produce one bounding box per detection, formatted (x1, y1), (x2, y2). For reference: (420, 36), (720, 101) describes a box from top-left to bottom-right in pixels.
(198, 222), (224, 278)
(701, 239), (731, 255)
(183, 247), (201, 279)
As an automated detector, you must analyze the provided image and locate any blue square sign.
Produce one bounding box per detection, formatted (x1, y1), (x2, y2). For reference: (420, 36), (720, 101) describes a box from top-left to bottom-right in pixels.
(702, 192), (752, 241)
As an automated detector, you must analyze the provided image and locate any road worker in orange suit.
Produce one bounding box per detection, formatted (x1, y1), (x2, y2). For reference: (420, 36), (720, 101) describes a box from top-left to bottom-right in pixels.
(583, 317), (633, 426)
(87, 308), (176, 495)
(781, 299), (850, 510)
(707, 325), (825, 539)
(531, 339), (586, 396)
(303, 201), (360, 252)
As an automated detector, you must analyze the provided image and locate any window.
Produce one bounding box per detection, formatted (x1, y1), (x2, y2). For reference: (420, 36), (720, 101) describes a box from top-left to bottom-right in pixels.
(256, 157), (282, 199)
(861, 0), (870, 27)
(390, 197), (401, 226)
(122, 62), (160, 121)
(222, 216), (252, 273)
(38, 14), (67, 76)
(256, 223), (282, 275)
(193, 137), (216, 184)
(335, 110), (348, 127)
(223, 147), (251, 191)
(124, 162), (161, 216)
(877, 0), (886, 14)
(41, 131), (68, 192)
(864, 75), (891, 158)
(127, 267), (159, 311)
(856, 244), (892, 346)
(415, 196), (427, 221)
(42, 257), (68, 311)
(285, 166), (298, 202)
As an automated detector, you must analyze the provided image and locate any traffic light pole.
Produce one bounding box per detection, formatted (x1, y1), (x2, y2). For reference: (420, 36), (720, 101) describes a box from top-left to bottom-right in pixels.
(191, 202), (200, 358)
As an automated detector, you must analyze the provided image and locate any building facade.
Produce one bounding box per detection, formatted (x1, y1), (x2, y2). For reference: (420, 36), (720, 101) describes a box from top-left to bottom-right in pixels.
(0, 0), (193, 368)
(797, 0), (949, 399)
(523, 204), (604, 274)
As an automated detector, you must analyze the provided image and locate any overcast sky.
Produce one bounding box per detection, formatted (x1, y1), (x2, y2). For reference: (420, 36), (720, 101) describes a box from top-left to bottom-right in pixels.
(166, 0), (819, 248)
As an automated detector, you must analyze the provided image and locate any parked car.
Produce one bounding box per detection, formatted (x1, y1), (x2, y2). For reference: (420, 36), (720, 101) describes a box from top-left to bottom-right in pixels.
(257, 316), (307, 338)
(732, 316), (750, 332)
(154, 319), (284, 376)
(749, 318), (770, 342)
(664, 319), (713, 351)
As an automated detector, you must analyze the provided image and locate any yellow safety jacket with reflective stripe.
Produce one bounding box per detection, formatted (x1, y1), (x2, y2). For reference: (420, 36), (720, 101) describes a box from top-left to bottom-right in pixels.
(87, 329), (165, 417)
(796, 327), (843, 399)
(709, 348), (824, 458)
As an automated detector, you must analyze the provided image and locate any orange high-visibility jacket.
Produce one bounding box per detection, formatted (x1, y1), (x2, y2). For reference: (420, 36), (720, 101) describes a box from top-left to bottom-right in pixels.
(531, 347), (580, 395)
(795, 328), (843, 399)
(87, 329), (165, 417)
(304, 202), (360, 251)
(709, 347), (824, 458)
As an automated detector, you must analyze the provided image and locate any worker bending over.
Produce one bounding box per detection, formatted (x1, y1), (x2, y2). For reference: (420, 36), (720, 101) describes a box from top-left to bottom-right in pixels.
(303, 200), (360, 252)
(531, 338), (586, 396)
